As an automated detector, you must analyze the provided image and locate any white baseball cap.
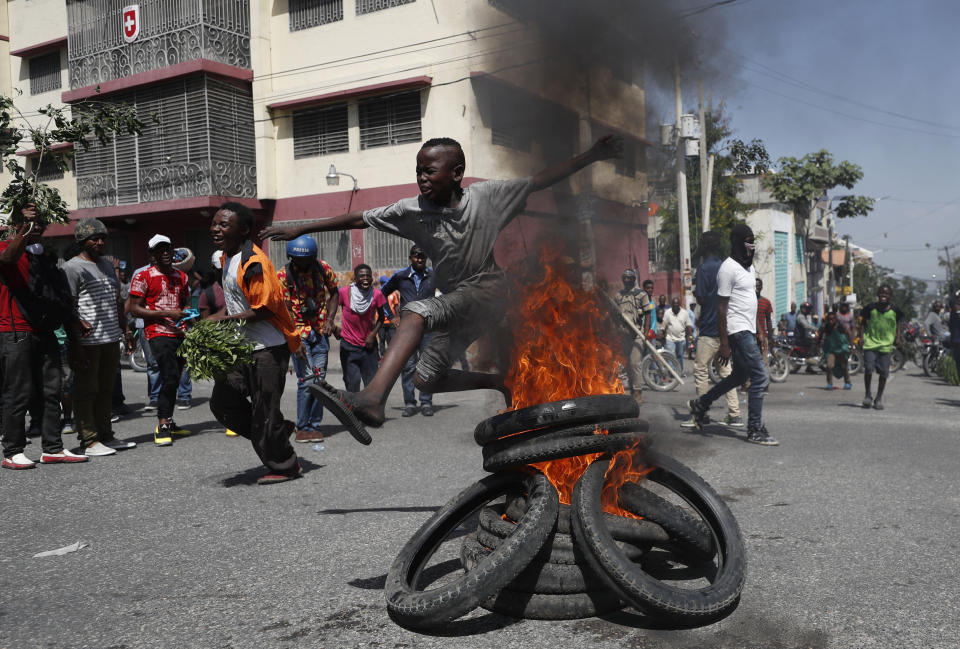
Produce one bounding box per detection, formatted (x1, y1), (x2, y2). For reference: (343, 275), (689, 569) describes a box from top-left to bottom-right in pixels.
(211, 250), (222, 270)
(148, 234), (172, 250)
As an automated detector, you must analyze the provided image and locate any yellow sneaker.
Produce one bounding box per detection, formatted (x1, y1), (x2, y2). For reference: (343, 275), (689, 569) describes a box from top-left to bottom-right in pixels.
(225, 429), (238, 437)
(154, 423), (174, 447)
(167, 421), (191, 437)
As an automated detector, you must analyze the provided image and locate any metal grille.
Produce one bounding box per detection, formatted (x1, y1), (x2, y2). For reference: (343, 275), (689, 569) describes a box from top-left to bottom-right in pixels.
(615, 138), (637, 177)
(356, 0), (415, 15)
(359, 91), (422, 150)
(363, 228), (410, 270)
(73, 74), (256, 209)
(29, 51), (62, 95)
(32, 155), (66, 182)
(266, 223), (352, 272)
(66, 0), (251, 88)
(293, 103), (349, 159)
(289, 0), (343, 31)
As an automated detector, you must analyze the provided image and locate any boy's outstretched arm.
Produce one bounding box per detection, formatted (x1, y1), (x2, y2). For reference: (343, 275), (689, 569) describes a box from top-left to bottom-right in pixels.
(259, 211), (367, 241)
(530, 134), (622, 192)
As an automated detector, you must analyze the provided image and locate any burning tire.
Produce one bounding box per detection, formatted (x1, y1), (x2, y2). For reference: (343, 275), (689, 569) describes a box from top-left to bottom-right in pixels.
(482, 431), (643, 473)
(506, 497), (670, 546)
(571, 452), (746, 622)
(641, 350), (681, 391)
(384, 469), (559, 630)
(618, 483), (714, 561)
(473, 394), (639, 446)
(479, 417), (649, 455)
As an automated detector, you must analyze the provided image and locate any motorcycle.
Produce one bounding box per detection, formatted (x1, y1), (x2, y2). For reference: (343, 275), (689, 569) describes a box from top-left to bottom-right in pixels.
(706, 344), (789, 384)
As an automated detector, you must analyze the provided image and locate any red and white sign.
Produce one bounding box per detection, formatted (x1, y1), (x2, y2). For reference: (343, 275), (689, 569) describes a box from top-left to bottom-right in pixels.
(122, 5), (140, 43)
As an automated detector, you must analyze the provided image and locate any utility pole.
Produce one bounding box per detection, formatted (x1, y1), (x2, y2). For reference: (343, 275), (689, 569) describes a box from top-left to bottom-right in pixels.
(944, 244), (955, 291)
(698, 79), (709, 232)
(675, 61), (692, 306)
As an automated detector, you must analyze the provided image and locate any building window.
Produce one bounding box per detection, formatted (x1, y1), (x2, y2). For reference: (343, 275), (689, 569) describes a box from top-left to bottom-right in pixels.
(31, 154), (65, 181)
(289, 0), (343, 31)
(293, 103), (349, 159)
(615, 139), (637, 177)
(648, 234), (658, 266)
(29, 51), (62, 95)
(356, 0), (415, 15)
(359, 91), (422, 150)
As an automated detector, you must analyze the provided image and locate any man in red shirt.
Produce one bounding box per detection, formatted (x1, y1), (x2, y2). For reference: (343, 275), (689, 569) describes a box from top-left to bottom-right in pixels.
(755, 278), (775, 353)
(1, 206), (87, 468)
(126, 235), (191, 446)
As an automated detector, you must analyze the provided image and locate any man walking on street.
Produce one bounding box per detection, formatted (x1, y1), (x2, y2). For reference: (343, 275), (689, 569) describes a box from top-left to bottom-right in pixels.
(859, 285), (904, 411)
(642, 279), (658, 334)
(660, 296), (692, 375)
(334, 264), (386, 393)
(755, 278), (774, 354)
(687, 225), (778, 445)
(1, 206), (88, 468)
(382, 245), (436, 417)
(682, 231), (743, 429)
(614, 269), (652, 405)
(780, 302), (797, 335)
(277, 235), (339, 443)
(209, 203), (301, 484)
(126, 235), (192, 446)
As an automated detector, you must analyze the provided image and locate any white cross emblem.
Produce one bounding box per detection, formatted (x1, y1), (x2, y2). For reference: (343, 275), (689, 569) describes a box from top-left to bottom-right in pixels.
(122, 5), (140, 43)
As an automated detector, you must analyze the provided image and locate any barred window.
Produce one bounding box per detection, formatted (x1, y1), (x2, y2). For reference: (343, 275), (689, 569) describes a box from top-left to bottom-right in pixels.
(31, 154), (65, 182)
(293, 103), (349, 159)
(356, 0), (415, 15)
(289, 0), (343, 31)
(266, 223), (352, 272)
(363, 227), (410, 270)
(615, 138), (637, 177)
(29, 51), (62, 95)
(359, 91), (422, 150)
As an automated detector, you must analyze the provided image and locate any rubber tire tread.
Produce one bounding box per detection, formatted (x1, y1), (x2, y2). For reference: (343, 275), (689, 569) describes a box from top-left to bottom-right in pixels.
(505, 497), (671, 546)
(481, 587), (625, 620)
(384, 469), (558, 630)
(618, 483), (714, 560)
(571, 452), (747, 622)
(482, 431), (642, 473)
(481, 418), (649, 458)
(474, 395), (639, 446)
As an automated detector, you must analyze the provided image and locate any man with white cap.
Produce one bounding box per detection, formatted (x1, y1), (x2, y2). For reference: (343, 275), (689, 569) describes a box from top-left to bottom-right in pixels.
(126, 235), (192, 446)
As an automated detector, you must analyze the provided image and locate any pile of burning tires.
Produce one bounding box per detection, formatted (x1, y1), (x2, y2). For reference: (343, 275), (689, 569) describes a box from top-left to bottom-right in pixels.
(384, 395), (747, 630)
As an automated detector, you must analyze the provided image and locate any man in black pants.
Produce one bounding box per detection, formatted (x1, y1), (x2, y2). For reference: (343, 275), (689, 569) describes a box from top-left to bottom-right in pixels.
(382, 245), (436, 417)
(126, 235), (192, 446)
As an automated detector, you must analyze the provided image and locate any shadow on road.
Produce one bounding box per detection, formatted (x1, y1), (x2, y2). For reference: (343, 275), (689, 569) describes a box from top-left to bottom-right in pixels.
(317, 505), (441, 514)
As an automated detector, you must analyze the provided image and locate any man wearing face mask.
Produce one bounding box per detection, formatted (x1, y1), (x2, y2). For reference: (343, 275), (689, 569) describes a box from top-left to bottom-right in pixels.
(1, 206), (89, 468)
(687, 224), (778, 445)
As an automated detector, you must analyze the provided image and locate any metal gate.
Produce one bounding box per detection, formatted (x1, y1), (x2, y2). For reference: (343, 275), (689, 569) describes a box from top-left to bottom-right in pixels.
(774, 231), (788, 319)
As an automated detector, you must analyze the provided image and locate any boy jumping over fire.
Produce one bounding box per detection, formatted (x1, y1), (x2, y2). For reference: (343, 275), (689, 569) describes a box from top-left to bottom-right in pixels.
(261, 135), (620, 442)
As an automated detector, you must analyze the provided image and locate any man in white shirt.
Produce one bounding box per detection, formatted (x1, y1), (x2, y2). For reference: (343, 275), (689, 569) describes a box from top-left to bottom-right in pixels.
(687, 224), (778, 445)
(660, 296), (692, 375)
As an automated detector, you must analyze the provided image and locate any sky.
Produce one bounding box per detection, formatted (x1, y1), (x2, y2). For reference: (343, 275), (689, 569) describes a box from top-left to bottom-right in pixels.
(667, 0), (960, 286)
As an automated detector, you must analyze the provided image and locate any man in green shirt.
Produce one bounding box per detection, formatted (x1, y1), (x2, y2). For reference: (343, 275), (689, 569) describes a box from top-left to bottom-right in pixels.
(858, 285), (904, 410)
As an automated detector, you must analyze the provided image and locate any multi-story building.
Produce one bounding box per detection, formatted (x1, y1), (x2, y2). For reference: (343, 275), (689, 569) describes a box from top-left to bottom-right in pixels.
(3, 0), (654, 287)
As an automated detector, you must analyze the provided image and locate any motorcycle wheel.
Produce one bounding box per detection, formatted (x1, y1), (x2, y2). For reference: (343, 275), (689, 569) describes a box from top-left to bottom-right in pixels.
(641, 350), (681, 392)
(707, 354), (721, 384)
(848, 349), (862, 375)
(767, 348), (789, 383)
(890, 348), (905, 373)
(922, 350), (937, 377)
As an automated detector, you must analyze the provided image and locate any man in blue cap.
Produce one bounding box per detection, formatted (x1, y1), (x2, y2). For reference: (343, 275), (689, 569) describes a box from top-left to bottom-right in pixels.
(277, 235), (339, 443)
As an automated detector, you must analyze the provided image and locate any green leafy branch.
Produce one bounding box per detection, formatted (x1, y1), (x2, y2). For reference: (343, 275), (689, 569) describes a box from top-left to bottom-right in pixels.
(177, 319), (256, 381)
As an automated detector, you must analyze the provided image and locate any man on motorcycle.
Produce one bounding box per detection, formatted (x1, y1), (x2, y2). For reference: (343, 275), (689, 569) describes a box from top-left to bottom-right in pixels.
(924, 301), (947, 343)
(795, 302), (819, 373)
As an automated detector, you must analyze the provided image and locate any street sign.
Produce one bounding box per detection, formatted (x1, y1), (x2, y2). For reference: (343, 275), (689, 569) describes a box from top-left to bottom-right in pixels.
(123, 5), (140, 43)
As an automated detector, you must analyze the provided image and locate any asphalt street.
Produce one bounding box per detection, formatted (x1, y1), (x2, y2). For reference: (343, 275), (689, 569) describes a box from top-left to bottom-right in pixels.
(2, 349), (958, 649)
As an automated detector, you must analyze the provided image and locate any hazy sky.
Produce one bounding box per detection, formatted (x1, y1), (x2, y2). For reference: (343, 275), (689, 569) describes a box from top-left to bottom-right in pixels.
(676, 0), (959, 284)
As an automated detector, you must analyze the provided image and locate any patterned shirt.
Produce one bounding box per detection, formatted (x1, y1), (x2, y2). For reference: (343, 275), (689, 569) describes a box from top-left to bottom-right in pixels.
(62, 255), (123, 346)
(128, 265), (189, 340)
(756, 295), (774, 340)
(277, 259), (339, 339)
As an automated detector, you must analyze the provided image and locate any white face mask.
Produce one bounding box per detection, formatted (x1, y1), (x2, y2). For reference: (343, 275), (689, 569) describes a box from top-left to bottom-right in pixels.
(26, 243), (44, 255)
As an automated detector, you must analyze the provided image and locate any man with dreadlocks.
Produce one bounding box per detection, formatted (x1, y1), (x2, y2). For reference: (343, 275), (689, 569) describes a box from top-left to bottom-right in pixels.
(687, 224), (778, 446)
(261, 135), (621, 442)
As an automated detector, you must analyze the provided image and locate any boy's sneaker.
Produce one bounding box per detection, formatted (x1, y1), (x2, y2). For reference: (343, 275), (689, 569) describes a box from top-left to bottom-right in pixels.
(872, 400), (884, 411)
(2, 453), (37, 469)
(861, 395), (873, 408)
(167, 422), (191, 437)
(84, 442), (117, 457)
(746, 425), (779, 446)
(110, 412), (121, 423)
(687, 398), (709, 429)
(680, 416), (698, 428)
(176, 399), (191, 410)
(723, 415), (744, 428)
(104, 438), (137, 450)
(154, 423), (174, 447)
(40, 449), (88, 464)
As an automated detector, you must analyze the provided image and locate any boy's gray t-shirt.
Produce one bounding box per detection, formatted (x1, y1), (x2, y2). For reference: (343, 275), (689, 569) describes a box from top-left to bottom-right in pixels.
(362, 178), (534, 293)
(63, 255), (123, 345)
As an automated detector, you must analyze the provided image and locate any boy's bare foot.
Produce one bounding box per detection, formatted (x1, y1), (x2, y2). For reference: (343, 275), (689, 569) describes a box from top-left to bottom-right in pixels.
(308, 381), (383, 445)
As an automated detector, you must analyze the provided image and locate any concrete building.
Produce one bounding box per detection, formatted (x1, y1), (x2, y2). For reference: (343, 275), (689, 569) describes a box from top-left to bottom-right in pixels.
(2, 0), (655, 287)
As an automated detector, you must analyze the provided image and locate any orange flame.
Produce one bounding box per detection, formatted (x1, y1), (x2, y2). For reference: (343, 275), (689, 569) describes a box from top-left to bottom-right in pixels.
(505, 242), (649, 516)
